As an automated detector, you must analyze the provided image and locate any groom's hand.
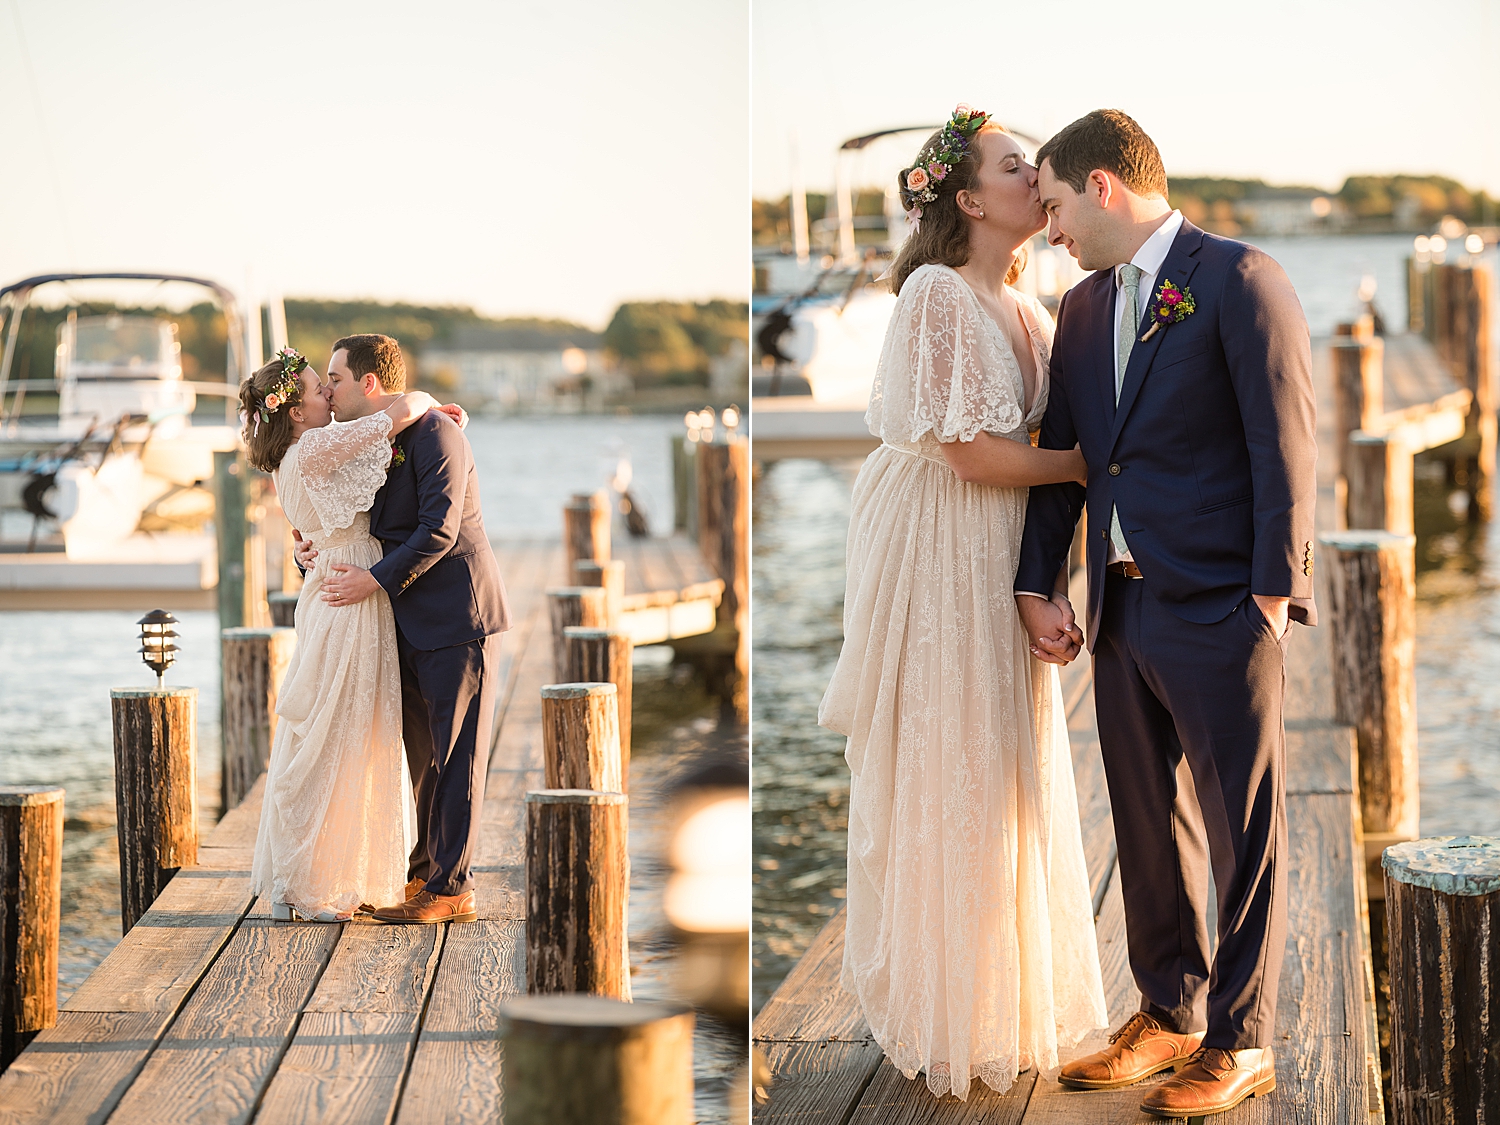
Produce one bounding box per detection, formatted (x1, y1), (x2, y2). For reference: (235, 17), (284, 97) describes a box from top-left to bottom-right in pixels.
(1016, 592), (1083, 665)
(292, 530), (317, 571)
(322, 563), (380, 607)
(1252, 593), (1291, 640)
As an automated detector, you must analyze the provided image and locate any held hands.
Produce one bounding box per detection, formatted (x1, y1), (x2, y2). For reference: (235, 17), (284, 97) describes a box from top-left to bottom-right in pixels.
(1016, 591), (1084, 665)
(321, 563), (380, 607)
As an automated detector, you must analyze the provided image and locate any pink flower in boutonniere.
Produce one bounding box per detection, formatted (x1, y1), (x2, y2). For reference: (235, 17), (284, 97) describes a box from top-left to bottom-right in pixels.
(1140, 278), (1196, 342)
(388, 443), (405, 471)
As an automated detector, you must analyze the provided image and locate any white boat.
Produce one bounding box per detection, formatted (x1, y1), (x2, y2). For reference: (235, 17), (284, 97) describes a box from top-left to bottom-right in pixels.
(0, 273), (281, 605)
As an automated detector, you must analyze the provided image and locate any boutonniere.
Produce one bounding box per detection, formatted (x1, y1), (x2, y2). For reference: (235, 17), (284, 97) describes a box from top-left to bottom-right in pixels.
(1140, 278), (1196, 342)
(388, 442), (406, 472)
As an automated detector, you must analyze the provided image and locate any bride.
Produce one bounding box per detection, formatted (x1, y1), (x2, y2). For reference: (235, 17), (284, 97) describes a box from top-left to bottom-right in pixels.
(242, 348), (461, 922)
(819, 106), (1107, 1099)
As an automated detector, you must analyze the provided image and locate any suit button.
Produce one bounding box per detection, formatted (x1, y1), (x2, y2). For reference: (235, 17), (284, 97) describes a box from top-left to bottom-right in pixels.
(1108, 463), (1121, 476)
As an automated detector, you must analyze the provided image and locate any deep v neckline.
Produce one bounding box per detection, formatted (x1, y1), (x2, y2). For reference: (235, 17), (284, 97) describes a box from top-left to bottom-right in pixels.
(944, 266), (1044, 417)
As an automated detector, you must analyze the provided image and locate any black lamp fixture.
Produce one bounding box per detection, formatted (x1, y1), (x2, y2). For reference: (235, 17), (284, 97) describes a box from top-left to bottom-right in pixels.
(137, 609), (179, 687)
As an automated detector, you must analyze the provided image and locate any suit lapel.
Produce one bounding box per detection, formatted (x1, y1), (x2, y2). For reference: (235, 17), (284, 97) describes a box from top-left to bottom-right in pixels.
(1108, 221), (1205, 451)
(369, 431), (403, 527)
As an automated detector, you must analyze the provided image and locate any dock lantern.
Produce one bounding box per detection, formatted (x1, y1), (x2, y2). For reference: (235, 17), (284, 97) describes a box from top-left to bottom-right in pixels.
(137, 609), (180, 688)
(721, 405), (740, 433)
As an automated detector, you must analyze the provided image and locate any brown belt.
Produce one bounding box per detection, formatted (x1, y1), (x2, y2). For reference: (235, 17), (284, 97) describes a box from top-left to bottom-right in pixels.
(1106, 560), (1144, 579)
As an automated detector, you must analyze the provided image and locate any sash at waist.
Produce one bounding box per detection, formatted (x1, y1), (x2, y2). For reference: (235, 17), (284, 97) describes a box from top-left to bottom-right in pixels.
(310, 525), (373, 552)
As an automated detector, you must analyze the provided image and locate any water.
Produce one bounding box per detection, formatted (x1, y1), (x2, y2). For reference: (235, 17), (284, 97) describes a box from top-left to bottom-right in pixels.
(751, 233), (1500, 1014)
(0, 412), (746, 1121)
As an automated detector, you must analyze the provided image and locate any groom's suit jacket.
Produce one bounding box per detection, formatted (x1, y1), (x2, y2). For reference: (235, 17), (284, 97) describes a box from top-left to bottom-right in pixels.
(369, 411), (510, 651)
(1015, 219), (1317, 650)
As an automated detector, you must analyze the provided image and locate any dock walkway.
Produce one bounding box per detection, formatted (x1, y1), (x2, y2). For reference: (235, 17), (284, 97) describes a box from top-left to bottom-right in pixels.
(749, 335), (1421, 1122)
(0, 537), (640, 1124)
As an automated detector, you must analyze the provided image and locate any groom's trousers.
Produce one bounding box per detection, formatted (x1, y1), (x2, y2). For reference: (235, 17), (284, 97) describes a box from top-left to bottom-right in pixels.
(1093, 572), (1289, 1050)
(397, 631), (501, 897)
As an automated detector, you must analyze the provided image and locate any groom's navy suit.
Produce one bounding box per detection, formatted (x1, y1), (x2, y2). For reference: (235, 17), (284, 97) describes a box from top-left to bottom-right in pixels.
(370, 411), (510, 898)
(1016, 218), (1317, 1050)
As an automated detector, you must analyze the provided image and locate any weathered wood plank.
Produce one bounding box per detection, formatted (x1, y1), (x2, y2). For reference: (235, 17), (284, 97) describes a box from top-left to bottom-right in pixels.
(848, 1064), (1037, 1124)
(0, 1010), (165, 1125)
(479, 771), (542, 869)
(107, 899), (341, 1125)
(393, 919), (524, 1125)
(753, 1040), (884, 1125)
(303, 923), (441, 1015)
(752, 910), (866, 1043)
(253, 1011), (421, 1125)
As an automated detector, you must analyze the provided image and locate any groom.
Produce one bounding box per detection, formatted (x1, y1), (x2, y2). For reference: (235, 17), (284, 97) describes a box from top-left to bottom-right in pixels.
(1015, 111), (1316, 1118)
(305, 334), (511, 924)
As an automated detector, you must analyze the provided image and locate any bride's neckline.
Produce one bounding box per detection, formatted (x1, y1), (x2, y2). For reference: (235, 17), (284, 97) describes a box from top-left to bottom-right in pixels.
(936, 264), (1044, 415)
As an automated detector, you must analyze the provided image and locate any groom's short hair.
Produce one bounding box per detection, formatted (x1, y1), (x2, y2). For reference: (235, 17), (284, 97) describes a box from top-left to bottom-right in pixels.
(332, 333), (406, 392)
(1036, 109), (1168, 200)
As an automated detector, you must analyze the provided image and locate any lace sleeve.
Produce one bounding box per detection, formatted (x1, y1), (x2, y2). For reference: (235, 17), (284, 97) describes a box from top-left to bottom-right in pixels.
(295, 411), (395, 532)
(866, 265), (1024, 444)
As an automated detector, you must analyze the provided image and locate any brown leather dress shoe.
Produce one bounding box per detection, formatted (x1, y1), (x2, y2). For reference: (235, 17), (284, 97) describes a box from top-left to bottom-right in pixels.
(357, 877), (428, 916)
(372, 888), (478, 924)
(1139, 1046), (1276, 1117)
(1057, 1011), (1204, 1089)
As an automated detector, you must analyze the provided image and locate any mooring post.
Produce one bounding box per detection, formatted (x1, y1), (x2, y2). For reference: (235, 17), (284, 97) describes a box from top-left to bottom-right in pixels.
(1456, 263), (1496, 520)
(0, 786), (63, 1070)
(546, 586), (609, 682)
(1382, 836), (1500, 1119)
(1345, 432), (1414, 535)
(267, 591), (298, 628)
(525, 790), (629, 1000)
(220, 627), (296, 813)
(499, 994), (694, 1125)
(573, 559), (624, 628)
(695, 436), (750, 720)
(1331, 335), (1384, 484)
(563, 491), (610, 573)
(1319, 531), (1418, 898)
(110, 688), (198, 933)
(540, 683), (623, 792)
(214, 451), (248, 631)
(564, 626), (634, 785)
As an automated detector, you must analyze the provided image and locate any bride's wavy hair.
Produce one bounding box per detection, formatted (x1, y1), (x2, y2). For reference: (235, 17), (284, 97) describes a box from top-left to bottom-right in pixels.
(240, 358), (307, 473)
(890, 123), (1025, 295)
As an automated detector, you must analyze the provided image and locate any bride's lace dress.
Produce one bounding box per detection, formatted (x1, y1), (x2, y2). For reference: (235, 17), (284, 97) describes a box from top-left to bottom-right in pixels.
(250, 411), (410, 917)
(819, 264), (1107, 1099)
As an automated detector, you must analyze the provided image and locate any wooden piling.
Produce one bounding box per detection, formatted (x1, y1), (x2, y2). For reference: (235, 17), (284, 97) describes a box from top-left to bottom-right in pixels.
(220, 627), (296, 813)
(1345, 432), (1414, 535)
(525, 790), (629, 1000)
(695, 437), (750, 720)
(540, 684), (623, 793)
(110, 688), (198, 934)
(1332, 336), (1384, 481)
(0, 787), (63, 1070)
(563, 491), (610, 572)
(1382, 836), (1500, 1119)
(213, 453), (269, 630)
(267, 591), (297, 628)
(564, 626), (634, 782)
(574, 559), (625, 628)
(1319, 531), (1418, 897)
(499, 994), (694, 1125)
(547, 586), (608, 682)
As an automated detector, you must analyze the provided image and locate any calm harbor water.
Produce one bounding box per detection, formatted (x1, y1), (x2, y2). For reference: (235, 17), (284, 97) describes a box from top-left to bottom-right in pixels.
(751, 233), (1500, 1013)
(0, 413), (746, 1120)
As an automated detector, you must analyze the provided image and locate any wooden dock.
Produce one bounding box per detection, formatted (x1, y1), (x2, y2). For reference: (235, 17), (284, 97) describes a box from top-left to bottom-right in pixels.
(0, 535), (708, 1124)
(746, 335), (1454, 1123)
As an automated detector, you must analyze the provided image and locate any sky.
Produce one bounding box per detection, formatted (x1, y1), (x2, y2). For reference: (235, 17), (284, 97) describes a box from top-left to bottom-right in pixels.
(0, 0), (748, 328)
(753, 0), (1500, 201)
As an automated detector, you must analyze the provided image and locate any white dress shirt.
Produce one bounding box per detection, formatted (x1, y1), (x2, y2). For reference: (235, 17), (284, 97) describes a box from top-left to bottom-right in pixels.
(1106, 209), (1184, 564)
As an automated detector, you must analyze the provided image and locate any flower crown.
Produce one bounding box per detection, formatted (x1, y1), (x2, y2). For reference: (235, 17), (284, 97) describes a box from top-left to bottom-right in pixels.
(254, 347), (308, 432)
(899, 104), (991, 228)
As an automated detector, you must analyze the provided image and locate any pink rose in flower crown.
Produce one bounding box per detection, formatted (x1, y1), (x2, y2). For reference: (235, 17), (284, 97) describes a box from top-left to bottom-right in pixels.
(264, 393), (282, 411)
(905, 166), (930, 192)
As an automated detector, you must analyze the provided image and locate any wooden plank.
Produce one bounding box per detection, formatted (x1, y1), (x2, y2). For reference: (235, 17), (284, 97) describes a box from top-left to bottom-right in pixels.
(479, 771), (541, 869)
(753, 910), (867, 1043)
(393, 919), (524, 1125)
(107, 899), (342, 1125)
(488, 608), (553, 774)
(848, 1064), (1037, 1124)
(253, 923), (442, 1124)
(0, 1010), (165, 1125)
(754, 1040), (885, 1125)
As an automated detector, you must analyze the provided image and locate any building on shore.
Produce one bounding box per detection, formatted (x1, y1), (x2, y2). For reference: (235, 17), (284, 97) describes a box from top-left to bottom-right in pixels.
(417, 324), (627, 411)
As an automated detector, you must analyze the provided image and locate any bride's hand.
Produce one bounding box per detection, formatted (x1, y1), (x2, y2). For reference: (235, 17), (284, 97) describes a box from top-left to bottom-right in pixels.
(436, 402), (469, 429)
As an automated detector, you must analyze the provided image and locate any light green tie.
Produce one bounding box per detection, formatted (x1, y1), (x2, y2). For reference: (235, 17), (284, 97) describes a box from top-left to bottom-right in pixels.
(1110, 264), (1143, 559)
